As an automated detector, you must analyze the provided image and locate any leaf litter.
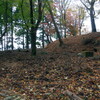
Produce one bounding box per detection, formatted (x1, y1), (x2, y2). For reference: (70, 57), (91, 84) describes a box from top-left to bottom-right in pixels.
(0, 32), (100, 100)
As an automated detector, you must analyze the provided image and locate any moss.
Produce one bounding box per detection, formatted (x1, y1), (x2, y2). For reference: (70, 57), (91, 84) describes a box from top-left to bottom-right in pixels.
(78, 51), (94, 57)
(82, 51), (94, 57)
(40, 51), (48, 54)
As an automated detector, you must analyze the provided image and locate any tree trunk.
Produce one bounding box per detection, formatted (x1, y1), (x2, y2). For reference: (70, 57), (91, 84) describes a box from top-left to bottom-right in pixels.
(26, 29), (29, 49)
(21, 0), (29, 50)
(11, 6), (14, 50)
(45, 34), (51, 44)
(4, 36), (6, 50)
(64, 11), (67, 38)
(29, 0), (37, 55)
(11, 25), (14, 50)
(42, 28), (45, 48)
(31, 28), (37, 55)
(1, 38), (3, 51)
(1, 34), (3, 51)
(5, 0), (8, 50)
(29, 0), (42, 56)
(23, 34), (25, 49)
(48, 3), (63, 46)
(0, 16), (3, 51)
(0, 25), (3, 51)
(90, 8), (97, 32)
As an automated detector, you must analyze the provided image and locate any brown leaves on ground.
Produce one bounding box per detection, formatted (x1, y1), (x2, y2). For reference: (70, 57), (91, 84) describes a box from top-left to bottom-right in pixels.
(0, 32), (100, 100)
(46, 32), (100, 53)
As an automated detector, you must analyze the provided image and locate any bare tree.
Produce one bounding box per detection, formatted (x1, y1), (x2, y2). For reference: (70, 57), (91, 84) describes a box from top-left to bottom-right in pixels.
(55, 0), (71, 38)
(77, 6), (86, 35)
(80, 0), (98, 32)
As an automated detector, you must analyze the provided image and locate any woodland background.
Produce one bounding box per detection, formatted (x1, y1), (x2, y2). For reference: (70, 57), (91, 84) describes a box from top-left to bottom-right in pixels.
(0, 0), (100, 100)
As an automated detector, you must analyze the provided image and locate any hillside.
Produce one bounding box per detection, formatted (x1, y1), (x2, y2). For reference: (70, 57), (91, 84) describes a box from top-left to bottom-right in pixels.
(0, 32), (100, 100)
(46, 32), (100, 53)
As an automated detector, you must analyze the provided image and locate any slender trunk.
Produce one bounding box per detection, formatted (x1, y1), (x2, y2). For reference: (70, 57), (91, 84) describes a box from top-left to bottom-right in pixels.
(11, 26), (14, 50)
(64, 11), (67, 38)
(11, 7), (14, 50)
(49, 35), (53, 42)
(4, 36), (6, 50)
(0, 0), (8, 41)
(78, 10), (82, 35)
(6, 34), (8, 50)
(73, 20), (77, 36)
(0, 16), (3, 51)
(21, 0), (30, 49)
(64, 27), (67, 38)
(23, 34), (25, 49)
(5, 0), (8, 50)
(42, 28), (45, 48)
(60, 11), (63, 38)
(90, 8), (96, 32)
(60, 20), (63, 37)
(79, 20), (84, 35)
(46, 34), (51, 44)
(0, 25), (3, 51)
(48, 3), (63, 46)
(79, 26), (81, 35)
(1, 39), (3, 51)
(1, 35), (3, 51)
(26, 29), (29, 49)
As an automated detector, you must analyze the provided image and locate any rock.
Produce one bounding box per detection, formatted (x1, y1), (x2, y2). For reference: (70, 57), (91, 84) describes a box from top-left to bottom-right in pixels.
(77, 51), (94, 57)
(77, 53), (84, 57)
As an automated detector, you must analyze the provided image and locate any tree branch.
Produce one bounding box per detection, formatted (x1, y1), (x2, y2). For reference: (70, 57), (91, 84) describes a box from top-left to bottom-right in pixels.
(80, 0), (90, 10)
(64, 90), (83, 100)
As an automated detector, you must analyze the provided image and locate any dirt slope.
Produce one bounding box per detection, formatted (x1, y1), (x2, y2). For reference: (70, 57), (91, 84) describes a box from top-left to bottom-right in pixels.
(46, 32), (100, 53)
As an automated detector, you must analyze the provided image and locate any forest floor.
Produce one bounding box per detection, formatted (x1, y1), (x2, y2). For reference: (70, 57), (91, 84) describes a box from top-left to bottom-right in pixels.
(0, 32), (100, 100)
